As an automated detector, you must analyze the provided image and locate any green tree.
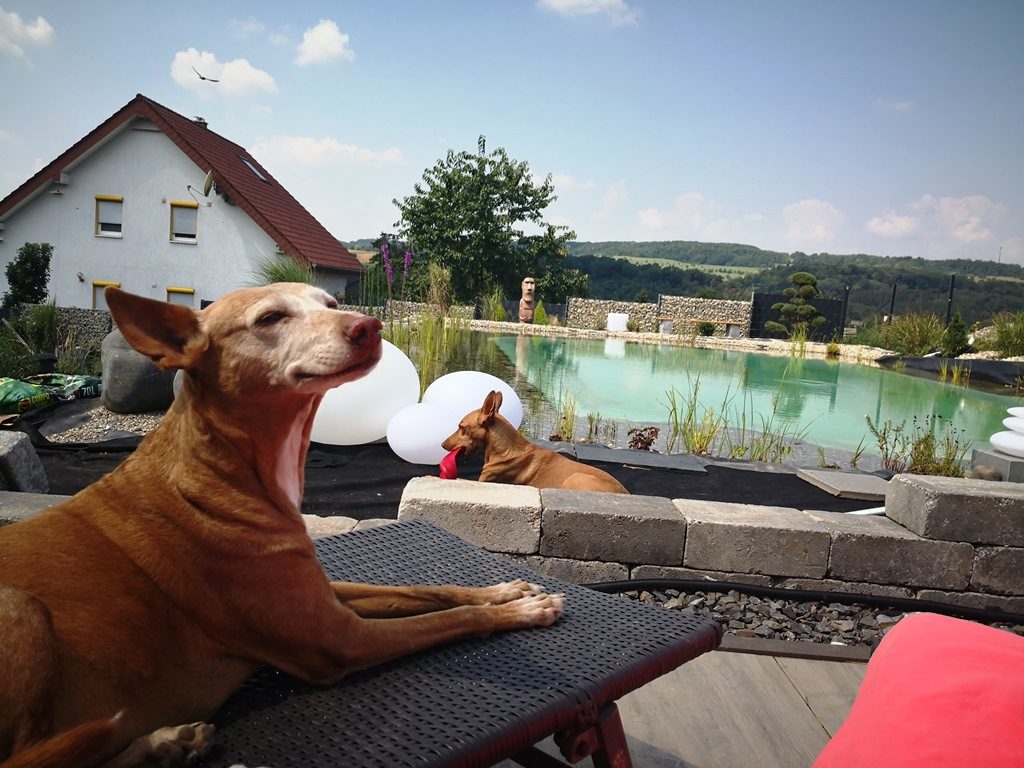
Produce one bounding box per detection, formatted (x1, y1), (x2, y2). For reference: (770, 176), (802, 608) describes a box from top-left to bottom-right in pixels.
(941, 311), (970, 357)
(393, 136), (584, 305)
(2, 242), (52, 314)
(764, 271), (827, 338)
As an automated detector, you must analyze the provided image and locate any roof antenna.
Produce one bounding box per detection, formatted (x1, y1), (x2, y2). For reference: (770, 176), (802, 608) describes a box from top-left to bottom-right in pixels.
(187, 169), (215, 207)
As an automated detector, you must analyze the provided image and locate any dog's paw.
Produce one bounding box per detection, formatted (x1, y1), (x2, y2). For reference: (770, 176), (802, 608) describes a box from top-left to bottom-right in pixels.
(126, 722), (215, 767)
(482, 579), (544, 604)
(510, 592), (565, 628)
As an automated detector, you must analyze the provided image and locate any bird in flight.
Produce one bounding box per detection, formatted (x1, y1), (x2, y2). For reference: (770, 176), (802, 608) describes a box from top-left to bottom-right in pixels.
(192, 65), (220, 82)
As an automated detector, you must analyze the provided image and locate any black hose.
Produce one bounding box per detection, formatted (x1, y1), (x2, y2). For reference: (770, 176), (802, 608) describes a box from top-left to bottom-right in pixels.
(583, 578), (1024, 626)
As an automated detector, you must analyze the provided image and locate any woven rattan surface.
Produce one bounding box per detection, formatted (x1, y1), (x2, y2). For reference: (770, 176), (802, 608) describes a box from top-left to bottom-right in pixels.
(200, 518), (721, 768)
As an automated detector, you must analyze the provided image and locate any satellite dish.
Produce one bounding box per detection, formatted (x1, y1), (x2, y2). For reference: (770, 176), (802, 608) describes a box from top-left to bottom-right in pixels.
(202, 169), (214, 197)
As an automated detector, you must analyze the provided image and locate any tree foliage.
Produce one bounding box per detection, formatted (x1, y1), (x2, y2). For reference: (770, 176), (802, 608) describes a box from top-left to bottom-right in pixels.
(393, 137), (584, 305)
(3, 242), (52, 314)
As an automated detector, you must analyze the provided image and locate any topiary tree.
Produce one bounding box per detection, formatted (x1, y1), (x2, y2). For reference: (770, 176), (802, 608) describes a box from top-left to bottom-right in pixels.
(2, 242), (52, 314)
(764, 271), (827, 338)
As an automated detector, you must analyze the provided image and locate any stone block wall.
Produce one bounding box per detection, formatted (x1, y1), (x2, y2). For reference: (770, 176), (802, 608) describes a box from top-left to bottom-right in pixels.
(565, 296), (753, 336)
(656, 296), (752, 338)
(565, 298), (658, 331)
(338, 301), (475, 321)
(398, 474), (1024, 614)
(58, 306), (112, 347)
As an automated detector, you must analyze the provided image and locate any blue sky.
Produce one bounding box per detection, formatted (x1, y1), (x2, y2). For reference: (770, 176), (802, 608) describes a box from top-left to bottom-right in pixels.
(2, 1), (1022, 264)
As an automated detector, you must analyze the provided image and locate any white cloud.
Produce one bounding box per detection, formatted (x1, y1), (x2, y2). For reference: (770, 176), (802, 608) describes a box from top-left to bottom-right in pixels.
(551, 173), (597, 192)
(0, 5), (54, 63)
(295, 20), (354, 66)
(914, 194), (1005, 243)
(637, 192), (706, 234)
(250, 135), (403, 169)
(596, 179), (628, 220)
(269, 32), (291, 47)
(782, 198), (845, 245)
(538, 0), (640, 26)
(230, 17), (265, 38)
(999, 236), (1024, 265)
(876, 98), (917, 113)
(170, 49), (278, 99)
(866, 211), (919, 238)
(0, 128), (14, 143)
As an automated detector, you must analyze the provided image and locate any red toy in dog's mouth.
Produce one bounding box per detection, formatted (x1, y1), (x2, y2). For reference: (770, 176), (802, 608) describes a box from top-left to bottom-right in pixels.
(439, 447), (463, 479)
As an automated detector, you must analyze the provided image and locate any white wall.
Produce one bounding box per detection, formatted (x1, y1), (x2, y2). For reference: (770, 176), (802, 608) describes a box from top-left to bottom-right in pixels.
(0, 118), (295, 309)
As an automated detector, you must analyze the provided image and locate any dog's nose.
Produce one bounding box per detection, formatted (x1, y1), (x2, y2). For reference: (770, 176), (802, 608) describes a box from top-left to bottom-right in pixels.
(345, 315), (383, 346)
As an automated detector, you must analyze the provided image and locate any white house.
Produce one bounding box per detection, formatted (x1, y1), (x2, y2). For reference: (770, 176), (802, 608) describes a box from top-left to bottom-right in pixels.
(0, 94), (363, 310)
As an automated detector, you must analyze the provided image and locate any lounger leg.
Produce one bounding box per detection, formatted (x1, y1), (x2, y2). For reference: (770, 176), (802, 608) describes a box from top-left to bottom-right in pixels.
(553, 703), (633, 768)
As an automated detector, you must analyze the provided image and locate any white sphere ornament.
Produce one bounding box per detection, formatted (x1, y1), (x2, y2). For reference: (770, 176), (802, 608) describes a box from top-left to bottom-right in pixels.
(386, 402), (460, 465)
(991, 431), (1024, 459)
(421, 371), (523, 428)
(310, 340), (420, 446)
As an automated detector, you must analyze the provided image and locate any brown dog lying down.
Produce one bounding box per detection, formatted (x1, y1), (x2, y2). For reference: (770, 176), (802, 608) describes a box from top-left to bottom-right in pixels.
(0, 284), (564, 768)
(443, 391), (629, 494)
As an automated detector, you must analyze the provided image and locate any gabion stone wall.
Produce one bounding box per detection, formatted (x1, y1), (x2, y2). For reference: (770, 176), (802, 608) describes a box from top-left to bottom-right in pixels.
(656, 296), (752, 337)
(338, 301), (475, 321)
(566, 298), (659, 331)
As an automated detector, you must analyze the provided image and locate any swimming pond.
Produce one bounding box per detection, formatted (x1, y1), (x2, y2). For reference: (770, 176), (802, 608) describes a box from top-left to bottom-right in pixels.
(490, 334), (1015, 454)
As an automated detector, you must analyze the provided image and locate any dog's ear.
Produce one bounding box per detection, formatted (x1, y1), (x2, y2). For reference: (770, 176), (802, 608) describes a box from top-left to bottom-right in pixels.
(481, 390), (503, 423)
(106, 287), (209, 370)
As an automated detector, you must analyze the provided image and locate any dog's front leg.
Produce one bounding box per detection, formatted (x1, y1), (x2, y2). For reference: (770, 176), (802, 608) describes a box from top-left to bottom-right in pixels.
(271, 590), (564, 685)
(329, 579), (544, 618)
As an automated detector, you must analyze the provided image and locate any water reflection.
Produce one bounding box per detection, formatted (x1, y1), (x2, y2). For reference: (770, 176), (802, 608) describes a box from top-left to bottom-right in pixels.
(486, 335), (1015, 453)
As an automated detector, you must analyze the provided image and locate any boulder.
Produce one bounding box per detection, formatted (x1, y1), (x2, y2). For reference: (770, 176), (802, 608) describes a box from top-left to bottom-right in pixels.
(100, 329), (175, 414)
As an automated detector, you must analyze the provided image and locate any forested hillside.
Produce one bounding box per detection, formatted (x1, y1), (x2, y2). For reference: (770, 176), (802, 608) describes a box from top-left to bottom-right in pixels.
(566, 240), (786, 267)
(347, 236), (1021, 325)
(567, 242), (1022, 326)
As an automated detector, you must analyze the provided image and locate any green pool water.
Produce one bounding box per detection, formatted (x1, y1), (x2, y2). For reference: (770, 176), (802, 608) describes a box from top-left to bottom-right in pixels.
(490, 335), (1015, 454)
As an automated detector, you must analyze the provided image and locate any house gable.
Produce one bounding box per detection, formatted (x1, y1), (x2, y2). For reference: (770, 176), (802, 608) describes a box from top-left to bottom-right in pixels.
(0, 94), (362, 308)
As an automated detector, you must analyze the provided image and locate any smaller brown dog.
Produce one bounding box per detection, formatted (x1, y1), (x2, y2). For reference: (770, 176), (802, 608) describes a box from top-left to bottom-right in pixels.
(443, 391), (628, 493)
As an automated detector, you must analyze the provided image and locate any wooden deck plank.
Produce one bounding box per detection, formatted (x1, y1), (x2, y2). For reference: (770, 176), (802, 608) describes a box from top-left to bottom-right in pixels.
(614, 651), (837, 768)
(775, 657), (866, 737)
(495, 651), (866, 768)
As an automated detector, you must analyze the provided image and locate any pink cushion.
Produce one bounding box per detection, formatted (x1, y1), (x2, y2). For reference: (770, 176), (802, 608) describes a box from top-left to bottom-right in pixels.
(814, 612), (1024, 767)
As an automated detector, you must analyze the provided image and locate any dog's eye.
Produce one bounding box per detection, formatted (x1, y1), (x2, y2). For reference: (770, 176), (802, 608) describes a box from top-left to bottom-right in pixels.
(256, 311), (287, 326)
(325, 298), (339, 310)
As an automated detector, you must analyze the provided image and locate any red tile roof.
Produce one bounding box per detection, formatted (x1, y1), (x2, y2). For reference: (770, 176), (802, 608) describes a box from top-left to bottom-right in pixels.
(0, 94), (363, 274)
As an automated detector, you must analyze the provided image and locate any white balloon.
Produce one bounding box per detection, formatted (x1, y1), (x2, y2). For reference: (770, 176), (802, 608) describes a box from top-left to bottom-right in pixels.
(386, 402), (461, 465)
(311, 340), (420, 446)
(421, 370), (523, 428)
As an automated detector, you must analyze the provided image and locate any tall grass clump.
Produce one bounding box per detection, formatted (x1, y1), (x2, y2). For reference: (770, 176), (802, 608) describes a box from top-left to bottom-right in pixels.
(382, 262), (468, 394)
(662, 376), (727, 455)
(250, 254), (319, 286)
(887, 314), (944, 356)
(866, 414), (970, 477)
(0, 300), (61, 378)
(991, 311), (1024, 358)
(481, 285), (507, 322)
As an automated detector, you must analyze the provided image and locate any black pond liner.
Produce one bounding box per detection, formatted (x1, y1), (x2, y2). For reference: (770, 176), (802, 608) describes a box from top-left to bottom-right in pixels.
(878, 355), (1024, 389)
(28, 430), (873, 518)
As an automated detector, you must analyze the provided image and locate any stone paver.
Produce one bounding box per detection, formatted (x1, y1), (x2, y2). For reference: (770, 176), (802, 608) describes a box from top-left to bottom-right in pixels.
(677, 500), (831, 578)
(796, 468), (889, 501)
(809, 510), (974, 591)
(886, 474), (1024, 546)
(0, 432), (49, 493)
(540, 489), (685, 565)
(971, 547), (1024, 596)
(398, 477), (541, 554)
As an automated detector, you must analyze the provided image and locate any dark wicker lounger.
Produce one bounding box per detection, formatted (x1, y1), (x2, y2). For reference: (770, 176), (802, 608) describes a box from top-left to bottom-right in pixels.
(200, 518), (721, 768)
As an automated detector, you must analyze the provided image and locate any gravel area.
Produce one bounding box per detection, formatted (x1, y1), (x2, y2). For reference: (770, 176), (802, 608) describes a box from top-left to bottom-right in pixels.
(42, 402), (165, 444)
(623, 587), (1024, 648)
